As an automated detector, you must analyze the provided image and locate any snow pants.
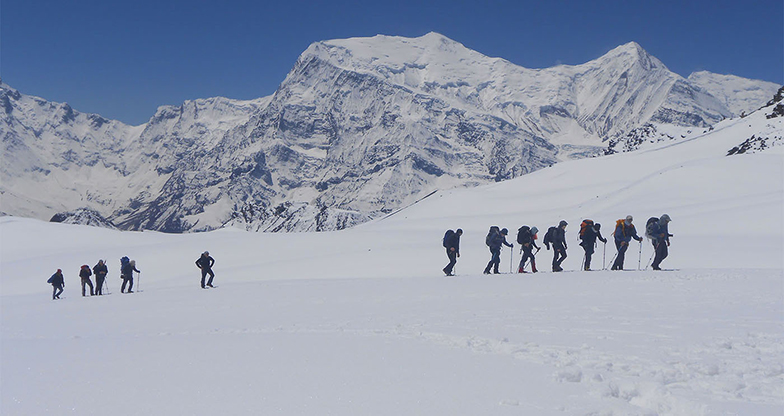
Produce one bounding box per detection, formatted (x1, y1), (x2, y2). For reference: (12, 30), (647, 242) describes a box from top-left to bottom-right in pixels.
(200, 268), (215, 288)
(552, 243), (567, 270)
(612, 241), (629, 270)
(81, 277), (94, 296)
(444, 249), (458, 275)
(651, 240), (668, 269)
(484, 248), (501, 273)
(95, 274), (106, 295)
(518, 245), (536, 272)
(52, 285), (63, 300)
(581, 242), (595, 270)
(121, 276), (134, 293)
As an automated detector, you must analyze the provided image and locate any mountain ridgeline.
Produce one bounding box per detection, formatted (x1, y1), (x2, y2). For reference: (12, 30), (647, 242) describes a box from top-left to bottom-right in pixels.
(1, 33), (780, 232)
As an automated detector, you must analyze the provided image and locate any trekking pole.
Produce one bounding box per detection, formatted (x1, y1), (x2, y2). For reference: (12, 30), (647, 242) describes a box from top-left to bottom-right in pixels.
(581, 253), (586, 271)
(644, 251), (655, 270)
(607, 252), (618, 270)
(603, 242), (606, 270)
(137, 271), (141, 292)
(637, 241), (643, 270)
(104, 278), (110, 295)
(509, 246), (513, 274)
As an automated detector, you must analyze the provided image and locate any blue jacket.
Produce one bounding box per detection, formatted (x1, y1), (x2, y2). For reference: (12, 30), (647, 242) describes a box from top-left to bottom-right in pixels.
(649, 221), (671, 243)
(488, 232), (512, 251)
(614, 221), (641, 243)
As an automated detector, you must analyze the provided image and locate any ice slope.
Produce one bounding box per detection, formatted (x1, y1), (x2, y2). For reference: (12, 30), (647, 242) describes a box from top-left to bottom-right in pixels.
(1, 102), (782, 415)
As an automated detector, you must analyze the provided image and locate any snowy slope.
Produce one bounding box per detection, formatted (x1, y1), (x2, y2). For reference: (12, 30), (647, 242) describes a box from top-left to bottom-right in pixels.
(2, 93), (783, 415)
(688, 71), (781, 116)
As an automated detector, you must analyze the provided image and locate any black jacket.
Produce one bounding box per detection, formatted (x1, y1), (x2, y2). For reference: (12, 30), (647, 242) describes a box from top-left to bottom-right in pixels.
(93, 263), (108, 277)
(580, 226), (607, 246)
(196, 255), (215, 270)
(553, 227), (567, 249)
(79, 267), (92, 279)
(445, 233), (461, 254)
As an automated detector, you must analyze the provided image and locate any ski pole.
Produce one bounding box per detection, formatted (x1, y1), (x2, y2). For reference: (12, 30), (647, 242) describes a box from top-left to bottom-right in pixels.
(603, 242), (606, 270)
(644, 242), (656, 270)
(607, 252), (618, 270)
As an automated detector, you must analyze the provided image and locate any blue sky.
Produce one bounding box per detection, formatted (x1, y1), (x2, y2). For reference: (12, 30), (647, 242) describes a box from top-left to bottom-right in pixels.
(2, 0), (782, 125)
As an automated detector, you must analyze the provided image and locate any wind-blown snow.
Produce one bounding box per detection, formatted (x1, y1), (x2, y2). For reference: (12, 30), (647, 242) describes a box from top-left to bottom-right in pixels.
(2, 100), (782, 415)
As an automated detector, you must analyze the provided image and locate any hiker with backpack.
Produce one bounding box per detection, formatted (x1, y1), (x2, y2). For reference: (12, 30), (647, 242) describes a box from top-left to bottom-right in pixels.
(120, 257), (140, 293)
(93, 260), (108, 295)
(578, 220), (607, 271)
(442, 229), (463, 276)
(544, 220), (568, 272)
(646, 214), (673, 270)
(483, 226), (513, 274)
(611, 215), (643, 270)
(79, 265), (94, 297)
(196, 251), (216, 288)
(47, 269), (65, 300)
(516, 226), (540, 273)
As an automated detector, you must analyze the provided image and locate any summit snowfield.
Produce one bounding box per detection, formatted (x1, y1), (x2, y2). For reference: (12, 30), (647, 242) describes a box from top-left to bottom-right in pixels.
(1, 33), (780, 233)
(2, 93), (782, 415)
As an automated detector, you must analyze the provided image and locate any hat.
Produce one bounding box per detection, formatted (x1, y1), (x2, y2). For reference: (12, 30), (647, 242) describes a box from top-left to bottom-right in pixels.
(531, 226), (539, 234)
(57, 269), (62, 273)
(559, 220), (568, 227)
(595, 223), (601, 230)
(660, 214), (671, 223)
(456, 229), (463, 234)
(203, 251), (210, 256)
(501, 228), (508, 235)
(625, 215), (633, 224)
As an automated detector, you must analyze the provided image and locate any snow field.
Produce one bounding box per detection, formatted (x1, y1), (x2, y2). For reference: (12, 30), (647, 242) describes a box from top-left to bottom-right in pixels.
(2, 106), (783, 415)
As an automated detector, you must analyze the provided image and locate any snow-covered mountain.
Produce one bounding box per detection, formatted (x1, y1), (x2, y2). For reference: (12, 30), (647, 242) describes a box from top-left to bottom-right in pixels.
(1, 33), (780, 233)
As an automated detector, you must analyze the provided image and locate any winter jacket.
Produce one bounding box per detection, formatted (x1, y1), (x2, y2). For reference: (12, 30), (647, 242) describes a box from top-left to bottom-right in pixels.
(121, 263), (140, 278)
(614, 221), (642, 243)
(553, 227), (567, 249)
(487, 232), (512, 251)
(649, 221), (671, 244)
(93, 263), (108, 277)
(196, 255), (215, 270)
(580, 226), (607, 247)
(445, 232), (461, 254)
(79, 267), (92, 279)
(518, 230), (539, 249)
(49, 272), (65, 287)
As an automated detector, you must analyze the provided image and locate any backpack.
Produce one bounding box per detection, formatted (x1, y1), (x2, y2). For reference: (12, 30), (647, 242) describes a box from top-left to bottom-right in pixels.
(579, 219), (594, 240)
(47, 276), (54, 284)
(485, 226), (500, 247)
(543, 226), (557, 247)
(516, 226), (531, 244)
(645, 217), (659, 239)
(443, 230), (455, 248)
(121, 256), (130, 267)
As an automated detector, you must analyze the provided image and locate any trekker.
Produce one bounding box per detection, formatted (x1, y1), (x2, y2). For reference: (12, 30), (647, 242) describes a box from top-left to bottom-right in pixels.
(647, 214), (673, 270)
(611, 215), (643, 270)
(483, 227), (513, 274)
(442, 229), (462, 276)
(516, 226), (540, 273)
(93, 260), (108, 295)
(47, 269), (65, 300)
(121, 258), (140, 293)
(579, 220), (607, 271)
(196, 251), (216, 288)
(545, 220), (568, 272)
(79, 265), (94, 297)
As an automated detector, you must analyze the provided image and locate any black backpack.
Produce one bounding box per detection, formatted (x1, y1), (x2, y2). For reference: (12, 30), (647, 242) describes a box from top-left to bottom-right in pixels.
(516, 226), (531, 244)
(579, 219), (594, 240)
(485, 226), (500, 246)
(645, 217), (659, 239)
(543, 226), (557, 247)
(443, 230), (455, 248)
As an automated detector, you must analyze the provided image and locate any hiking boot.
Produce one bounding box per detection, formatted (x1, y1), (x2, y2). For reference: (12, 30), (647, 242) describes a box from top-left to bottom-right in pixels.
(207, 284), (214, 288)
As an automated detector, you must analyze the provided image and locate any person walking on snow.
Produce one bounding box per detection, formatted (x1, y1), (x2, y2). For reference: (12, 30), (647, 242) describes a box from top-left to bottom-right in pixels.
(47, 269), (65, 300)
(611, 215), (643, 270)
(547, 220), (568, 272)
(196, 251), (216, 288)
(579, 221), (607, 271)
(516, 226), (540, 273)
(442, 229), (462, 276)
(647, 214), (673, 270)
(93, 260), (108, 295)
(484, 227), (513, 274)
(121, 259), (140, 293)
(79, 265), (94, 297)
